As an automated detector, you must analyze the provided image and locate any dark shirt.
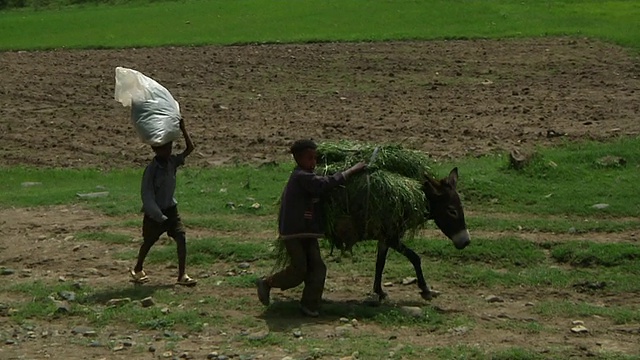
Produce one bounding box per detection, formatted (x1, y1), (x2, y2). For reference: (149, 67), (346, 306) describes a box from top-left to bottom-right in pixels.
(141, 154), (185, 222)
(278, 167), (346, 239)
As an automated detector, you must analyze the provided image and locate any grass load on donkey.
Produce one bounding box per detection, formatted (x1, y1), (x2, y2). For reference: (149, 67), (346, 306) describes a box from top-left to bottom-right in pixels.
(275, 140), (470, 302)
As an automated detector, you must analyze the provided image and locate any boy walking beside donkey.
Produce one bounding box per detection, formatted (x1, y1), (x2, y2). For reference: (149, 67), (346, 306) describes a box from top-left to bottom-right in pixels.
(256, 139), (366, 317)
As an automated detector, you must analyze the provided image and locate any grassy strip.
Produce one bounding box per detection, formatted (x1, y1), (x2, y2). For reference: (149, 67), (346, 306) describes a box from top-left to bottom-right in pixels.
(2, 138), (640, 218)
(0, 0), (639, 50)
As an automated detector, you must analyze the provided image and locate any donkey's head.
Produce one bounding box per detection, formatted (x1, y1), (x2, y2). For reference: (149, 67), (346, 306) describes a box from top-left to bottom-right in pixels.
(423, 167), (470, 250)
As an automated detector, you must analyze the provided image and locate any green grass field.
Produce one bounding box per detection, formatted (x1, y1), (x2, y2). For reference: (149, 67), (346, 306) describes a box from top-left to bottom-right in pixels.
(1, 0), (640, 50)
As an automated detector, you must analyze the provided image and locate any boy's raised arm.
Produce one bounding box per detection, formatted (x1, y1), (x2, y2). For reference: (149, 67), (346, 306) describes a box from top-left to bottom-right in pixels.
(179, 118), (195, 158)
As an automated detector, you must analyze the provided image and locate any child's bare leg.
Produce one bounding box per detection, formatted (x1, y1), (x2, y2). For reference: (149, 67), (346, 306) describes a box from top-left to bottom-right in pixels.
(135, 237), (158, 272)
(174, 232), (187, 280)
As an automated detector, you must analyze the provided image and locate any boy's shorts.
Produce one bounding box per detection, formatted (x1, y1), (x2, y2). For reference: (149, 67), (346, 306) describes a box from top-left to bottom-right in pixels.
(142, 205), (185, 242)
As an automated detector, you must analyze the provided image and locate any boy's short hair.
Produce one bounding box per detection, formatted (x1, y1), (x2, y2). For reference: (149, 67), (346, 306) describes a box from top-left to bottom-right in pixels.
(290, 139), (317, 157)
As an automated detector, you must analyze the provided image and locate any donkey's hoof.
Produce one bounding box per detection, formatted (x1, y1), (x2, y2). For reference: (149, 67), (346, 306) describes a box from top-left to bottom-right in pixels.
(364, 293), (385, 307)
(420, 289), (441, 301)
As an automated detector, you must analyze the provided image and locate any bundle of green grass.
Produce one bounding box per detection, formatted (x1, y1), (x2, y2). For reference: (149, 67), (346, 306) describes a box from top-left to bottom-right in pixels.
(273, 141), (433, 270)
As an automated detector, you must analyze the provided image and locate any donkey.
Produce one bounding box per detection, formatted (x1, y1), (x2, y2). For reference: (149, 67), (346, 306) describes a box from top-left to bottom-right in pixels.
(326, 168), (470, 302)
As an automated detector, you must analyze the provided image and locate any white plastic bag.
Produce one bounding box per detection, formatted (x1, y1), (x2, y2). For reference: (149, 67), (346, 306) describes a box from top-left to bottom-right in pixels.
(114, 67), (182, 147)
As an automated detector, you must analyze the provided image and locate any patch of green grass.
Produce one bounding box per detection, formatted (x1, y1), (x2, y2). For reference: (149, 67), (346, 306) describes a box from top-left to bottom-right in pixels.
(416, 236), (546, 268)
(1, 0), (640, 50)
(550, 241), (640, 267)
(115, 236), (273, 265)
(467, 215), (640, 233)
(434, 137), (640, 217)
(535, 300), (640, 325)
(489, 347), (546, 360)
(186, 215), (276, 233)
(75, 231), (132, 244)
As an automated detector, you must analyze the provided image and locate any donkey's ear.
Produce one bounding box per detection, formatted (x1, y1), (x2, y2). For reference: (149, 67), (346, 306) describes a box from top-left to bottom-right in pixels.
(423, 173), (442, 198)
(447, 167), (459, 189)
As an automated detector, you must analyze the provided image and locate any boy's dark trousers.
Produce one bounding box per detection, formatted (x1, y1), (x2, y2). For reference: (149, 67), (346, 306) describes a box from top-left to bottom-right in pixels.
(269, 237), (327, 311)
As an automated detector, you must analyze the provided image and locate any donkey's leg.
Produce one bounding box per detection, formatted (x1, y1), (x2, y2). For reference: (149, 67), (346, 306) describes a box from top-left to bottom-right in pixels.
(373, 241), (390, 301)
(390, 241), (438, 301)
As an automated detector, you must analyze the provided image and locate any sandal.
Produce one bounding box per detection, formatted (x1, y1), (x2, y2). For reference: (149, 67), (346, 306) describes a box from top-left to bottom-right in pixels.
(129, 268), (149, 283)
(177, 274), (197, 287)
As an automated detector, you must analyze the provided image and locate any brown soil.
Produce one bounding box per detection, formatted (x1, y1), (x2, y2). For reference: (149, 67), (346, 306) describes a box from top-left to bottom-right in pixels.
(1, 37), (639, 168)
(1, 38), (640, 359)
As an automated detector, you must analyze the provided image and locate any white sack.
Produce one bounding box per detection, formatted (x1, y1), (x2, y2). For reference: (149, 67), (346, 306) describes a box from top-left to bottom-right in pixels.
(114, 67), (181, 146)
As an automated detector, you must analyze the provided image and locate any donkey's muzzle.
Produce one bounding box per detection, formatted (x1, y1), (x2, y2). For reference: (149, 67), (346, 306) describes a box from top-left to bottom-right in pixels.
(452, 229), (470, 249)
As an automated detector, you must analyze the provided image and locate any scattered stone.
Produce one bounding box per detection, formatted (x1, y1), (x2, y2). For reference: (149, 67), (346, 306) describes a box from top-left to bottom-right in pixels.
(247, 329), (269, 341)
(335, 325), (352, 336)
(572, 320), (585, 325)
(64, 235), (75, 241)
(76, 191), (109, 199)
(596, 156), (626, 168)
(71, 326), (95, 335)
(509, 149), (535, 170)
(485, 295), (505, 303)
(58, 276), (66, 282)
(401, 277), (417, 285)
(389, 335), (398, 340)
(351, 319), (359, 327)
(20, 269), (32, 278)
(1, 268), (15, 276)
(571, 325), (589, 334)
(5, 339), (16, 345)
(448, 326), (470, 335)
(107, 298), (131, 307)
(72, 282), (83, 289)
(149, 346), (156, 353)
(113, 344), (126, 352)
(568, 227), (577, 234)
(383, 281), (394, 287)
(239, 355), (254, 360)
(281, 357), (294, 360)
(207, 352), (219, 359)
(21, 182), (42, 187)
(141, 296), (155, 307)
(573, 280), (607, 292)
(400, 306), (423, 318)
(179, 352), (192, 359)
(592, 203), (609, 210)
(88, 341), (102, 347)
(525, 302), (535, 307)
(293, 329), (303, 338)
(161, 307), (170, 314)
(72, 245), (82, 252)
(163, 351), (173, 358)
(54, 300), (71, 314)
(58, 291), (76, 302)
(122, 340), (135, 347)
(238, 262), (251, 269)
(218, 356), (230, 360)
(610, 325), (640, 334)
(0, 303), (8, 316)
(339, 317), (349, 323)
(41, 331), (49, 338)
